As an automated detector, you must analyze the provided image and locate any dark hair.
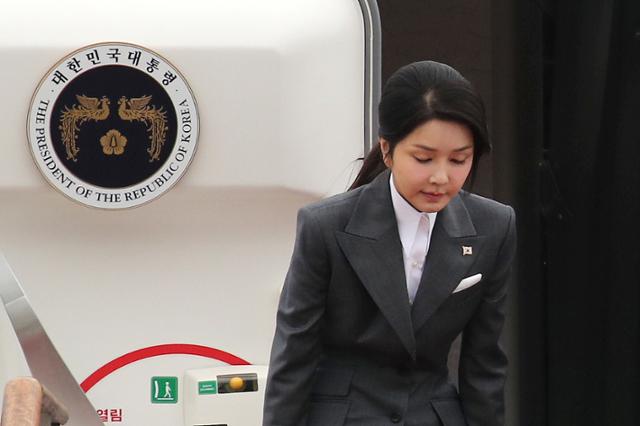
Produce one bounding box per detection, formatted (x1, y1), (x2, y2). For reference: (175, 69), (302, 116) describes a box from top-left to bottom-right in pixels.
(350, 61), (490, 189)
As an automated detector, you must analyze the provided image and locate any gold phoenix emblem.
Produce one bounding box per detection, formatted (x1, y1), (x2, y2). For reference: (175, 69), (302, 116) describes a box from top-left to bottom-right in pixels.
(59, 94), (169, 162)
(100, 129), (127, 155)
(59, 95), (110, 161)
(118, 95), (168, 162)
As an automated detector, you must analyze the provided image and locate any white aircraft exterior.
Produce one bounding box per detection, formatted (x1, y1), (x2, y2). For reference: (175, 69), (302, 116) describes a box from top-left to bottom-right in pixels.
(0, 0), (380, 424)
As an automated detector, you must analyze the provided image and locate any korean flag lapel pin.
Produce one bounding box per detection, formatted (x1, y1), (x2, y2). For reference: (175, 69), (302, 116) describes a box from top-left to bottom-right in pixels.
(462, 246), (473, 256)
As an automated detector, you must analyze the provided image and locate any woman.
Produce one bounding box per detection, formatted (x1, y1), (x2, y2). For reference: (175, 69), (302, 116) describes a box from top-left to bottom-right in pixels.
(263, 61), (516, 426)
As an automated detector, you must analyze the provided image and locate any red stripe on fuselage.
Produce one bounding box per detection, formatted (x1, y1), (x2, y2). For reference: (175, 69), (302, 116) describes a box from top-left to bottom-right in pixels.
(81, 343), (250, 392)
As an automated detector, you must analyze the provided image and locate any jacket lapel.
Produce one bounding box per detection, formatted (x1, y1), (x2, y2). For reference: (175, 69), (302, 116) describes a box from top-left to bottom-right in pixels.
(411, 194), (485, 332)
(335, 170), (417, 359)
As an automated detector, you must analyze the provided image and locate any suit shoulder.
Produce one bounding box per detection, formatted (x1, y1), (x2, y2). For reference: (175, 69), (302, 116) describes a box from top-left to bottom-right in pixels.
(298, 186), (364, 226)
(459, 191), (515, 235)
(460, 191), (513, 216)
(301, 187), (363, 214)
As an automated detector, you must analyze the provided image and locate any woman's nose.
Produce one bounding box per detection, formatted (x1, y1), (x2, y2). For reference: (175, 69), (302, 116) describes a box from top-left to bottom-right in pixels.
(429, 166), (449, 185)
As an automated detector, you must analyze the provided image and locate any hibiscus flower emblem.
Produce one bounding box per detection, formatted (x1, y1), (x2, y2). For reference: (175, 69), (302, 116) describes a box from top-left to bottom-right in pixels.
(100, 129), (127, 156)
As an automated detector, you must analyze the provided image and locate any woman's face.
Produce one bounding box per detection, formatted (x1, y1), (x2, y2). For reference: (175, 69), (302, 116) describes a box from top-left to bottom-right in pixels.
(381, 119), (474, 213)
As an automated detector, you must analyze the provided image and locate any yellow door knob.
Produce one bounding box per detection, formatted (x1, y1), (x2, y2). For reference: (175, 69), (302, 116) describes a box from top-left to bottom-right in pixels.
(229, 377), (244, 391)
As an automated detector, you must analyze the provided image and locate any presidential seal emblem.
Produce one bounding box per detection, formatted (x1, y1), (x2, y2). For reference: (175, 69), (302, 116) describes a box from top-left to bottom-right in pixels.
(27, 42), (199, 209)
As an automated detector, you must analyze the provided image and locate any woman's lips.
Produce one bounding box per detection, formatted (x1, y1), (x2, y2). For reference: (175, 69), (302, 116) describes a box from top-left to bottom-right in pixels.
(421, 191), (445, 202)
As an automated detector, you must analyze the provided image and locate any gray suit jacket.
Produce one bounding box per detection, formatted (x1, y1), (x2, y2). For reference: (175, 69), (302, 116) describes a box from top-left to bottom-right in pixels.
(264, 169), (516, 426)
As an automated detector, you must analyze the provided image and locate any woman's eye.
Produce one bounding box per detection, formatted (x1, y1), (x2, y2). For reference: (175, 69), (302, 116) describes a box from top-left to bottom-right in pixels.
(414, 157), (431, 163)
(450, 158), (468, 165)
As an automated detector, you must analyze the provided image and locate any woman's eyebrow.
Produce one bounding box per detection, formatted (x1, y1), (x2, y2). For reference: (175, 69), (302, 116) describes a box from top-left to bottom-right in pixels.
(413, 144), (474, 152)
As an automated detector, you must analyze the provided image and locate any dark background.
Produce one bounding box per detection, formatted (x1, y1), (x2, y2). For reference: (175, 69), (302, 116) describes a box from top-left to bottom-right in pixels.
(377, 0), (640, 425)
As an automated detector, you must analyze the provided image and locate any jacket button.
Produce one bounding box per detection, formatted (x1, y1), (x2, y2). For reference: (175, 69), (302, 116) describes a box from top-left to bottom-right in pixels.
(390, 412), (402, 423)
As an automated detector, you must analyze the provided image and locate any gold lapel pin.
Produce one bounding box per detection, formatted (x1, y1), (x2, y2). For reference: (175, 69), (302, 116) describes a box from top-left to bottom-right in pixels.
(462, 246), (473, 256)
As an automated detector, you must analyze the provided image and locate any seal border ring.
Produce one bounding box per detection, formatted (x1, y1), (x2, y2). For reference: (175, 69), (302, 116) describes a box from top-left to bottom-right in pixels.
(26, 41), (200, 210)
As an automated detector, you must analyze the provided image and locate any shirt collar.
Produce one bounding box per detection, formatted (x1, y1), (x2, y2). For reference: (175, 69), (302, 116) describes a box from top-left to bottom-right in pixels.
(389, 173), (437, 249)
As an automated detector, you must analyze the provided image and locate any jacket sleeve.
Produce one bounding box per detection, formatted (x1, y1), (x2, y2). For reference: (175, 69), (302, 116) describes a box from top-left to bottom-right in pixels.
(459, 206), (516, 426)
(263, 206), (330, 426)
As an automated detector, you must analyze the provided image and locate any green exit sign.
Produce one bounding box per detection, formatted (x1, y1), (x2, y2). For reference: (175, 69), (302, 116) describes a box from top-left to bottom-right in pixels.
(198, 380), (218, 395)
(151, 376), (178, 404)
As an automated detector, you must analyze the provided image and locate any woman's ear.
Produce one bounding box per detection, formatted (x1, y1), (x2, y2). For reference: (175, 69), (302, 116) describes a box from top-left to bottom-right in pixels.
(380, 139), (393, 168)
